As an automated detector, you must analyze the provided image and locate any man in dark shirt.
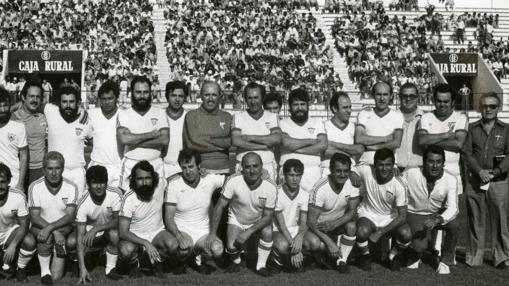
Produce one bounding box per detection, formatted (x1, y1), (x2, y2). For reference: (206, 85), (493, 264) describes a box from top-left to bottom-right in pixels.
(464, 92), (509, 269)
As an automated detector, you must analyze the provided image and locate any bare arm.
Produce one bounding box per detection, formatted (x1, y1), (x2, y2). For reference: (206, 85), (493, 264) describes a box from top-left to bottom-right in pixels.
(275, 211), (294, 243)
(89, 212), (119, 234)
(164, 203), (182, 237)
(418, 130), (467, 152)
(282, 134), (318, 152)
(29, 208), (50, 229)
(244, 208), (274, 236)
(48, 205), (77, 234)
(17, 146), (28, 190)
(9, 215), (29, 248)
(325, 142), (365, 158)
(76, 224), (88, 273)
(307, 205), (337, 249)
(209, 196), (230, 236)
(355, 125), (392, 146)
(365, 129), (403, 151)
(135, 128), (170, 149)
(377, 206), (407, 237)
(295, 134), (328, 155)
(117, 126), (158, 146)
(118, 216), (150, 246)
(243, 128), (283, 147)
(232, 129), (268, 150)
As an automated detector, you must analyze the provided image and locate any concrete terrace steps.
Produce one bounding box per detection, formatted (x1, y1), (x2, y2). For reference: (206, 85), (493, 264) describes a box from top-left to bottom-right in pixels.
(152, 6), (171, 89)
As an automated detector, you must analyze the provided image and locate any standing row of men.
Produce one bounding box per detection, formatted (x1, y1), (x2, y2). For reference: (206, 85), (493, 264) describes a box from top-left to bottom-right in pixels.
(0, 76), (507, 284)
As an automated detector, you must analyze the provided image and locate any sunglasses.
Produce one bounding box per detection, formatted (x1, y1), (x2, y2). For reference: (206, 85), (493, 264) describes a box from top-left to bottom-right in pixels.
(481, 104), (498, 110)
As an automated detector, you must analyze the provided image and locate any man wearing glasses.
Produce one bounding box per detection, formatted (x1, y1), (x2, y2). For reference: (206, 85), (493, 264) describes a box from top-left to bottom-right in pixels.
(395, 83), (424, 172)
(464, 92), (509, 269)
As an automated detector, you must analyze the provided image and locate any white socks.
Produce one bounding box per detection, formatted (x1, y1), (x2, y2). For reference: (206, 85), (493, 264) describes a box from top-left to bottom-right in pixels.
(256, 240), (273, 270)
(105, 251), (118, 275)
(17, 248), (36, 269)
(38, 254), (51, 277)
(338, 235), (356, 264)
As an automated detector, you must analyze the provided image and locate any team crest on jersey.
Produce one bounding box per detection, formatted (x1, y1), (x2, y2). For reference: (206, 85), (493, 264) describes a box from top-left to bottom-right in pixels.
(386, 190), (394, 200)
(265, 122), (271, 129)
(7, 133), (15, 142)
(107, 206), (112, 212)
(308, 127), (315, 135)
(448, 122), (455, 129)
(220, 122), (226, 129)
(62, 197), (68, 204)
(75, 128), (83, 136)
(11, 209), (17, 216)
(151, 118), (158, 126)
(258, 197), (267, 206)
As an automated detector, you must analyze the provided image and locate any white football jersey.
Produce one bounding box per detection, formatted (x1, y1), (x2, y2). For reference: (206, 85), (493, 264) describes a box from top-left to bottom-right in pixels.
(75, 186), (122, 226)
(274, 186), (309, 231)
(309, 177), (360, 223)
(280, 117), (325, 166)
(321, 119), (356, 167)
(28, 177), (78, 223)
(88, 108), (121, 165)
(0, 189), (28, 233)
(163, 110), (187, 165)
(0, 120), (27, 184)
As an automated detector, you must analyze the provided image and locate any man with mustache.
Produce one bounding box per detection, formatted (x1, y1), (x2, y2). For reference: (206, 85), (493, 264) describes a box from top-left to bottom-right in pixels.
(117, 76), (169, 190)
(355, 81), (404, 165)
(0, 88), (28, 192)
(87, 81), (122, 187)
(0, 163), (36, 282)
(403, 145), (459, 274)
(28, 152), (78, 285)
(353, 149), (411, 272)
(280, 88), (327, 192)
(183, 80), (232, 175)
(44, 85), (92, 198)
(118, 161), (174, 278)
(12, 80), (47, 188)
(207, 152), (277, 276)
(232, 82), (281, 181)
(67, 166), (123, 283)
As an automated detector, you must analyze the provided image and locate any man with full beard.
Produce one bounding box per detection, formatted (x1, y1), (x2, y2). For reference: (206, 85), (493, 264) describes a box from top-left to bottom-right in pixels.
(118, 161), (174, 278)
(0, 87), (28, 191)
(280, 88), (327, 192)
(44, 86), (91, 198)
(117, 76), (169, 190)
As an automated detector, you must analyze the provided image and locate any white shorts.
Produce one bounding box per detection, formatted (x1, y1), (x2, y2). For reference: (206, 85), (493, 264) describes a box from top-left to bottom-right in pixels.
(274, 226), (299, 238)
(163, 162), (181, 179)
(88, 161), (121, 188)
(85, 224), (105, 237)
(177, 223), (209, 246)
(236, 161), (277, 182)
(132, 226), (166, 244)
(0, 225), (20, 248)
(228, 210), (254, 231)
(63, 167), (86, 198)
(445, 163), (463, 195)
(119, 157), (165, 190)
(357, 207), (394, 228)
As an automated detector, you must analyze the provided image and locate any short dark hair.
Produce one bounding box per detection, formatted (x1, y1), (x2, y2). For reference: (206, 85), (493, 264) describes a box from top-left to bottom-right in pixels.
(243, 82), (266, 101)
(371, 81), (393, 96)
(263, 92), (282, 109)
(55, 85), (81, 104)
(399, 82), (418, 96)
(130, 76), (152, 93)
(0, 87), (11, 105)
(329, 153), (352, 170)
(433, 83), (456, 102)
(288, 88), (309, 106)
(177, 149), (202, 166)
(98, 80), (120, 99)
(129, 160), (159, 190)
(86, 165), (108, 186)
(165, 81), (189, 102)
(374, 148), (395, 164)
(0, 163), (12, 182)
(20, 78), (43, 99)
(423, 145), (446, 163)
(283, 159), (304, 174)
(329, 91), (350, 112)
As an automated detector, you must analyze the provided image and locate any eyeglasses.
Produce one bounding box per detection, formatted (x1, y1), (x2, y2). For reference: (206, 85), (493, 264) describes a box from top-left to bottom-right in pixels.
(481, 104), (499, 110)
(401, 94), (418, 99)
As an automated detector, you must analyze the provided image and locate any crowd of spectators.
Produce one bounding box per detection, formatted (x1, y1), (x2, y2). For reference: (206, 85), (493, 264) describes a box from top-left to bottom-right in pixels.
(0, 0), (157, 104)
(162, 0), (341, 106)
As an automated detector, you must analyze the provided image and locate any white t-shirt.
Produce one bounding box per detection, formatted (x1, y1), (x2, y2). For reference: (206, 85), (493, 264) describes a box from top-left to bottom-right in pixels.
(28, 177), (78, 223)
(309, 177), (360, 223)
(45, 104), (92, 169)
(356, 108), (404, 164)
(88, 108), (121, 165)
(404, 167), (458, 224)
(75, 186), (122, 226)
(233, 111), (279, 163)
(419, 111), (468, 165)
(221, 174), (277, 225)
(163, 110), (187, 165)
(0, 120), (27, 178)
(165, 174), (224, 230)
(274, 186), (308, 231)
(354, 164), (407, 222)
(280, 117), (325, 166)
(321, 119), (356, 167)
(0, 189), (28, 233)
(117, 106), (168, 161)
(119, 179), (165, 235)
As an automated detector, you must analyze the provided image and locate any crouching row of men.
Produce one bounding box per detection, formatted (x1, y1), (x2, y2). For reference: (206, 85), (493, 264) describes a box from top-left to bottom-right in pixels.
(0, 145), (458, 284)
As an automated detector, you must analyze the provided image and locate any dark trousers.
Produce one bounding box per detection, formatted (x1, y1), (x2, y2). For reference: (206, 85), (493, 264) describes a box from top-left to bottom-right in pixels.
(466, 180), (509, 267)
(407, 213), (459, 266)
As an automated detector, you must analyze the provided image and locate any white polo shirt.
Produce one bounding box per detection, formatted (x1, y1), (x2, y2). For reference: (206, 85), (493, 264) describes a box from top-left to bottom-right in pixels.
(404, 167), (458, 224)
(0, 120), (27, 180)
(0, 189), (28, 233)
(321, 119), (356, 167)
(356, 108), (404, 165)
(28, 177), (78, 223)
(232, 111), (279, 164)
(309, 176), (360, 223)
(88, 108), (121, 165)
(117, 106), (168, 161)
(163, 110), (187, 165)
(75, 186), (122, 226)
(165, 174), (224, 230)
(280, 117), (325, 166)
(274, 186), (309, 231)
(45, 104), (92, 169)
(221, 174), (277, 225)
